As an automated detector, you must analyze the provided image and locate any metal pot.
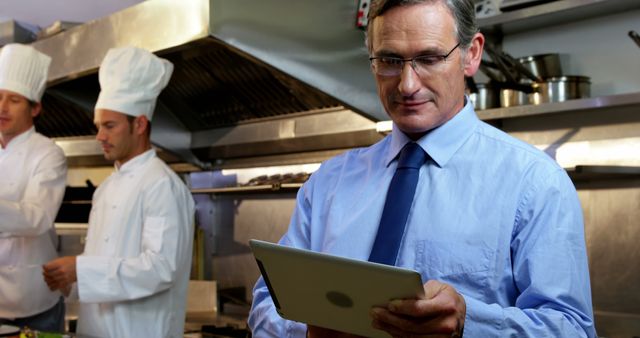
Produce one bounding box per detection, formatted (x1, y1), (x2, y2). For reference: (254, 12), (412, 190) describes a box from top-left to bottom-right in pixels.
(530, 76), (591, 104)
(500, 88), (529, 107)
(517, 53), (562, 81)
(469, 83), (499, 110)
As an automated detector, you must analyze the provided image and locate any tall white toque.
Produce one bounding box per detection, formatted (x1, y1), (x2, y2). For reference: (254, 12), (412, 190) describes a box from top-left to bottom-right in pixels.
(95, 46), (174, 121)
(0, 43), (52, 102)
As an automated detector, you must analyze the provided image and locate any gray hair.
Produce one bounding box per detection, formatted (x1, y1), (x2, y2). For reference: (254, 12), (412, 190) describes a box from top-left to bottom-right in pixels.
(365, 0), (478, 52)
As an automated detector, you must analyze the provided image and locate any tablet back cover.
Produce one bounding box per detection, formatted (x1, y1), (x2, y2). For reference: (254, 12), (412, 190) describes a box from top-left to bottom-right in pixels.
(250, 239), (425, 338)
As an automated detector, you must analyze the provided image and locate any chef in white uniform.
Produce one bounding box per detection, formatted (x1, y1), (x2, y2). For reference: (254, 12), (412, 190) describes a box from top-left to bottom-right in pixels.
(0, 44), (67, 331)
(43, 46), (195, 338)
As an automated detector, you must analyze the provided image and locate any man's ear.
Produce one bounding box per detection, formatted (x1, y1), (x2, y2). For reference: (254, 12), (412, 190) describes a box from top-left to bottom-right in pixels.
(463, 32), (485, 77)
(135, 115), (150, 136)
(30, 102), (42, 119)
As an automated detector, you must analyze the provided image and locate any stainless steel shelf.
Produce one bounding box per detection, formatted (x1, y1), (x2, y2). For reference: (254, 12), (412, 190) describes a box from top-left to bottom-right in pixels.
(479, 0), (640, 34)
(189, 167), (637, 194)
(191, 183), (303, 195)
(475, 92), (640, 121)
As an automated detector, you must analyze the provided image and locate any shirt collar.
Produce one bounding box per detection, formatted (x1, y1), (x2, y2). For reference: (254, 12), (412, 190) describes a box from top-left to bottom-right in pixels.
(386, 97), (479, 167)
(0, 126), (35, 151)
(115, 148), (156, 173)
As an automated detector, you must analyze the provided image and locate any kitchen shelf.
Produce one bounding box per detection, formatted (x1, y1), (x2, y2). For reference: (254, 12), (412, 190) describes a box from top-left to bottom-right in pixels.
(478, 0), (640, 34)
(188, 168), (637, 195)
(55, 222), (88, 236)
(475, 91), (640, 121)
(191, 183), (303, 195)
(566, 165), (640, 182)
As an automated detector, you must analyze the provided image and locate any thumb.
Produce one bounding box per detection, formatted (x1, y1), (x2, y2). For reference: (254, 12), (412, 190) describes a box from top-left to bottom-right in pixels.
(423, 280), (448, 300)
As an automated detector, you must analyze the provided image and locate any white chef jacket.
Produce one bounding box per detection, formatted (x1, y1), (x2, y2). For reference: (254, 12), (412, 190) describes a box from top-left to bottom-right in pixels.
(75, 149), (195, 338)
(0, 127), (67, 318)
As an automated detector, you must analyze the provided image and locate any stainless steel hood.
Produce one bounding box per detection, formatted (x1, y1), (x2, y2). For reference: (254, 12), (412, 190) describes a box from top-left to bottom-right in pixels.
(31, 0), (386, 169)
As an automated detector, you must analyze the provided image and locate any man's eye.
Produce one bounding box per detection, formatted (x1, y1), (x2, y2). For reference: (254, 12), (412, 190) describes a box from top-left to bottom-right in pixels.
(379, 57), (403, 66)
(415, 56), (442, 66)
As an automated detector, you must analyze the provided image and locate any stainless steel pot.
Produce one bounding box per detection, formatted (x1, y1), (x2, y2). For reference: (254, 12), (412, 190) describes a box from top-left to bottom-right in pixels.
(530, 76), (591, 104)
(517, 53), (562, 81)
(500, 88), (529, 107)
(469, 83), (499, 110)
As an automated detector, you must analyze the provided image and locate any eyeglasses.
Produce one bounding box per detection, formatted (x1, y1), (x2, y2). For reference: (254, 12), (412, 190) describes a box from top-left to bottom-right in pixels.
(369, 42), (461, 77)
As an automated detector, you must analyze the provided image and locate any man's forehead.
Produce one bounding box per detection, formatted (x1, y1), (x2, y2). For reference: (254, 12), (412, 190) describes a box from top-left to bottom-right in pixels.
(94, 109), (129, 123)
(370, 2), (456, 51)
(0, 89), (28, 100)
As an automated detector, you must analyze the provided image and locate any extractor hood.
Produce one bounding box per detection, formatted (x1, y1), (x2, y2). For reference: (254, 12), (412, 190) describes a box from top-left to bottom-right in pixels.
(30, 0), (387, 169)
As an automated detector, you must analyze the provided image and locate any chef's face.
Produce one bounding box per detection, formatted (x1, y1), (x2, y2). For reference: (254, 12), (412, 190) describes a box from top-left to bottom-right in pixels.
(368, 2), (482, 140)
(0, 89), (40, 147)
(94, 109), (140, 164)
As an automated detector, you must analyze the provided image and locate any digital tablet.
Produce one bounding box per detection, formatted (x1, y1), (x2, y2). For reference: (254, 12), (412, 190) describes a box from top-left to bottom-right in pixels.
(249, 239), (425, 338)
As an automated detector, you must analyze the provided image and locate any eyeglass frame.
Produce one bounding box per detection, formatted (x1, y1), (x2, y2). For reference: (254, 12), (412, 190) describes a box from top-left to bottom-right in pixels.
(369, 42), (462, 77)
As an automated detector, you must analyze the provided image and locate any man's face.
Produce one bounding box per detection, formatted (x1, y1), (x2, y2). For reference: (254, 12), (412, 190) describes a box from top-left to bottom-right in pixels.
(369, 2), (480, 139)
(0, 89), (39, 145)
(94, 108), (137, 164)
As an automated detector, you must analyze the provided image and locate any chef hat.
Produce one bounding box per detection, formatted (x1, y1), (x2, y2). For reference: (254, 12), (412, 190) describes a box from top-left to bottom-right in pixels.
(95, 46), (173, 121)
(0, 43), (52, 102)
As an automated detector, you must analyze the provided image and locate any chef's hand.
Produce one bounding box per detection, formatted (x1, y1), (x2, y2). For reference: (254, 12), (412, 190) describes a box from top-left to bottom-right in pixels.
(42, 256), (77, 292)
(307, 325), (363, 338)
(370, 280), (465, 338)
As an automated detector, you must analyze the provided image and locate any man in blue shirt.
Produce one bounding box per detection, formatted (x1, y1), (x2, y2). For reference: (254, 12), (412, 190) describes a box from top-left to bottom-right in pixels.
(249, 0), (596, 337)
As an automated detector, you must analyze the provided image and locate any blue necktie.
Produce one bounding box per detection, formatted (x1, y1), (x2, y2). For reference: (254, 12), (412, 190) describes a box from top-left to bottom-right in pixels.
(369, 142), (427, 265)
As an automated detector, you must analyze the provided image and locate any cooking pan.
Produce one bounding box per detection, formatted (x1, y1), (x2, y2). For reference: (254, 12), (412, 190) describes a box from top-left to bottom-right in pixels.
(517, 53), (562, 81)
(500, 88), (529, 107)
(469, 82), (500, 110)
(484, 45), (539, 83)
(530, 76), (590, 104)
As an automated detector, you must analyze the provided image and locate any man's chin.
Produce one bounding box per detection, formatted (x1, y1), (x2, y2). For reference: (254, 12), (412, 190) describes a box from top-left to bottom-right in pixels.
(394, 118), (436, 134)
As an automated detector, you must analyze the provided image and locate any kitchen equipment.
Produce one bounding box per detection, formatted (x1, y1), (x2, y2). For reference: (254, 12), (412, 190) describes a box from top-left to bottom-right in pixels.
(517, 53), (562, 81)
(0, 325), (20, 337)
(55, 181), (96, 223)
(629, 30), (640, 48)
(475, 0), (501, 19)
(483, 45), (539, 86)
(500, 88), (529, 107)
(0, 20), (36, 46)
(469, 82), (500, 110)
(530, 76), (591, 104)
(500, 0), (556, 12)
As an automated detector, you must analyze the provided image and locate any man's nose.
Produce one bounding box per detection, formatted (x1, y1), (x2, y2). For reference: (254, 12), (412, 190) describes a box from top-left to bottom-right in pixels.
(397, 61), (421, 95)
(0, 97), (8, 112)
(95, 128), (106, 142)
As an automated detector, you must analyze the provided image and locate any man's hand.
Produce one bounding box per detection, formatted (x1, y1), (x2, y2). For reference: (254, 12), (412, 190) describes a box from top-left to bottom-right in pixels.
(370, 280), (466, 338)
(42, 256), (77, 292)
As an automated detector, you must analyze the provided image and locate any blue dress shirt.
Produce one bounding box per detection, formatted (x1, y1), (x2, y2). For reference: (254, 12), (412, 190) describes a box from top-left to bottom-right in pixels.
(248, 100), (596, 337)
